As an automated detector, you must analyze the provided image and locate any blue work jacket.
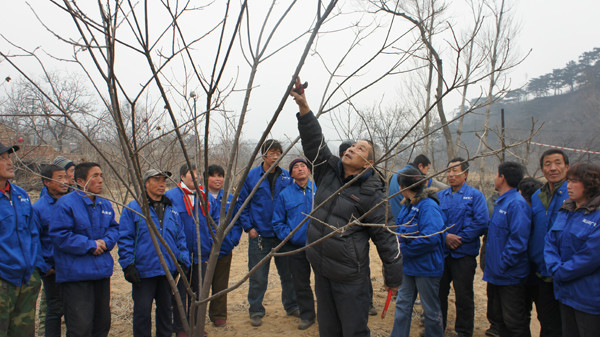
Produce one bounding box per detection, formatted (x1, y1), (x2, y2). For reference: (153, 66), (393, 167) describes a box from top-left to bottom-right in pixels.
(0, 183), (40, 286)
(118, 199), (190, 278)
(483, 188), (531, 285)
(396, 191), (445, 277)
(272, 180), (316, 247)
(213, 189), (242, 257)
(50, 191), (119, 283)
(237, 164), (292, 237)
(33, 192), (60, 274)
(529, 182), (568, 277)
(165, 187), (218, 264)
(544, 199), (600, 315)
(438, 183), (489, 258)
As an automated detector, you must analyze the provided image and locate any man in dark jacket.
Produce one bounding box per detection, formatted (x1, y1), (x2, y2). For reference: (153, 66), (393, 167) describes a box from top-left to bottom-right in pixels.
(290, 78), (403, 337)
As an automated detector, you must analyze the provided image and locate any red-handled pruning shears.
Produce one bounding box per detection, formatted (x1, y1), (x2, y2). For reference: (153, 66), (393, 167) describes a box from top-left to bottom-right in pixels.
(381, 289), (393, 319)
(293, 81), (308, 95)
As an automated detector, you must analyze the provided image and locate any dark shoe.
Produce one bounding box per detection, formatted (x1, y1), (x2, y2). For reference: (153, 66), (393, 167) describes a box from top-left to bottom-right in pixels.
(287, 308), (301, 318)
(368, 305), (377, 316)
(485, 328), (500, 337)
(250, 316), (262, 327)
(298, 319), (315, 330)
(213, 318), (227, 327)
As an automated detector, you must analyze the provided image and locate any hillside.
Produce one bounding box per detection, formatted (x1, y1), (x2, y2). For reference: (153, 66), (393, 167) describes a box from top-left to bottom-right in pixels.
(452, 86), (599, 169)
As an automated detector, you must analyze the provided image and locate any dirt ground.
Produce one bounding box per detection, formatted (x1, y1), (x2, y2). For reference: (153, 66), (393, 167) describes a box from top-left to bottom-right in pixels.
(38, 234), (540, 337)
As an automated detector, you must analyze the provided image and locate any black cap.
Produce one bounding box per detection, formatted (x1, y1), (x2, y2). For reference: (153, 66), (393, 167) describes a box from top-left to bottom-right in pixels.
(0, 142), (19, 155)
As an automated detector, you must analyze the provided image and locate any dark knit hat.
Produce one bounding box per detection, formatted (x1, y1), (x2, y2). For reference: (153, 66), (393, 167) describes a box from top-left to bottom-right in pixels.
(289, 158), (310, 173)
(53, 156), (75, 170)
(0, 142), (19, 155)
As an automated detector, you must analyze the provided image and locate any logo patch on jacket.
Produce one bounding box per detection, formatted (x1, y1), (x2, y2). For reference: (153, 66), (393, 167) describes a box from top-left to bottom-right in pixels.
(101, 210), (112, 216)
(583, 218), (598, 227)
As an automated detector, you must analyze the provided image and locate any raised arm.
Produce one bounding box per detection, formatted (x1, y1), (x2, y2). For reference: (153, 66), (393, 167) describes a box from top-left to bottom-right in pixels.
(290, 77), (333, 183)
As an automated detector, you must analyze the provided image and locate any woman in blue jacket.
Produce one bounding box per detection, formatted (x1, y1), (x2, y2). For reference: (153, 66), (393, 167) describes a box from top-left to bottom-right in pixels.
(391, 168), (445, 337)
(545, 163), (600, 337)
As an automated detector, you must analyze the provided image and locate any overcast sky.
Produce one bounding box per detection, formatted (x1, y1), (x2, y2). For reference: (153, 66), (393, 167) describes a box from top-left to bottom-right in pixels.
(514, 0), (600, 84)
(1, 1), (599, 145)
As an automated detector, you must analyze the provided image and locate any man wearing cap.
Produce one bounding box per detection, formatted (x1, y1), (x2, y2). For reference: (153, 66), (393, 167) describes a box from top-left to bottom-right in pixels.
(0, 142), (42, 337)
(290, 78), (403, 337)
(236, 139), (298, 326)
(53, 156), (76, 188)
(50, 162), (119, 337)
(119, 169), (190, 337)
(165, 163), (218, 337)
(33, 164), (69, 337)
(272, 158), (316, 330)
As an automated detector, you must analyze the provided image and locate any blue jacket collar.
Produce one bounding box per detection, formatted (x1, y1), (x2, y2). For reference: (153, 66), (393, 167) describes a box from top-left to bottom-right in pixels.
(443, 182), (469, 195)
(496, 188), (518, 204)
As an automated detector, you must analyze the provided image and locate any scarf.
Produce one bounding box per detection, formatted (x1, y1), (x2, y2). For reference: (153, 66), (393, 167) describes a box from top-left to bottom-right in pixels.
(178, 181), (208, 217)
(0, 181), (10, 195)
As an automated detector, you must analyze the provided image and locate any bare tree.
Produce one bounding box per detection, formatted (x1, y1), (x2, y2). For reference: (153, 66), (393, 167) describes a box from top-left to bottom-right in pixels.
(476, 0), (518, 194)
(1, 1), (535, 336)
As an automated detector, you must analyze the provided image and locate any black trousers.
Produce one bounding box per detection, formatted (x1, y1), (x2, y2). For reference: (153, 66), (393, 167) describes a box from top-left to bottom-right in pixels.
(530, 280), (562, 337)
(560, 303), (600, 337)
(486, 282), (531, 337)
(314, 271), (370, 337)
(61, 278), (111, 337)
(288, 246), (315, 322)
(132, 276), (173, 337)
(42, 273), (66, 337)
(439, 255), (477, 337)
(173, 263), (205, 333)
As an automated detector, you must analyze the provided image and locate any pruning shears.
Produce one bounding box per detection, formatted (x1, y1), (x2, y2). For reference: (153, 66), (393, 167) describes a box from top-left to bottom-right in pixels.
(381, 289), (393, 319)
(293, 81), (308, 95)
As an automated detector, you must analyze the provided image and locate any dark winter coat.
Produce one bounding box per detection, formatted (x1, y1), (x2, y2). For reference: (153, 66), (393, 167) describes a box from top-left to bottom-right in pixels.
(297, 111), (403, 286)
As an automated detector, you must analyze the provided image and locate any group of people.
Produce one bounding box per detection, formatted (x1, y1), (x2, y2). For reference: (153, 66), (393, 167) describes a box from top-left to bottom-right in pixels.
(1, 77), (599, 337)
(0, 145), (242, 337)
(386, 148), (600, 337)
